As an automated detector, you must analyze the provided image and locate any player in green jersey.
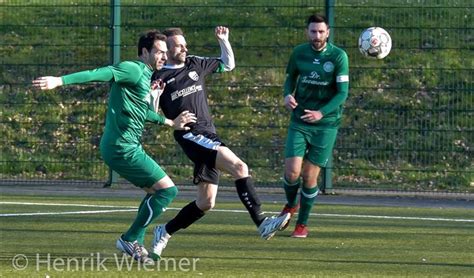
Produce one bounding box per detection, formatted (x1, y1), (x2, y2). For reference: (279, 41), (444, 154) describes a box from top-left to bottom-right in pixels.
(32, 30), (196, 261)
(279, 14), (350, 238)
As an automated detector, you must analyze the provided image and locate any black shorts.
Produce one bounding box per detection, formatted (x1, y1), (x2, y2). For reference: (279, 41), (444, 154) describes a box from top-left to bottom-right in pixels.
(174, 130), (226, 185)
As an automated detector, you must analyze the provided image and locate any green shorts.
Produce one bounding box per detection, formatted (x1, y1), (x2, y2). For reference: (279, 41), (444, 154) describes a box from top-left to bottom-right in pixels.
(101, 144), (166, 188)
(284, 124), (338, 167)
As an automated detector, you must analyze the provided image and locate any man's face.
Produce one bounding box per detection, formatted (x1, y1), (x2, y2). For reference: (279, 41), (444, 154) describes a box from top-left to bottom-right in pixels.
(148, 40), (168, 70)
(167, 35), (188, 65)
(307, 22), (329, 51)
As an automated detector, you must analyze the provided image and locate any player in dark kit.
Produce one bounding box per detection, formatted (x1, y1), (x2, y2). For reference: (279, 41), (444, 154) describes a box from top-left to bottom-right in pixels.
(149, 26), (290, 259)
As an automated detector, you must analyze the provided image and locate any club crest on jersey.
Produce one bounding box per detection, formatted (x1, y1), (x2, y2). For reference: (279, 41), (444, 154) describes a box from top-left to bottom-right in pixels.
(188, 71), (199, 81)
(323, 61), (334, 72)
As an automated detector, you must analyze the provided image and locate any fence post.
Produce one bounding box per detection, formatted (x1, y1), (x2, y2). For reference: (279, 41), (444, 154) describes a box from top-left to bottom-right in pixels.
(110, 0), (121, 64)
(104, 0), (121, 187)
(321, 0), (335, 194)
(320, 155), (334, 194)
(326, 0), (335, 43)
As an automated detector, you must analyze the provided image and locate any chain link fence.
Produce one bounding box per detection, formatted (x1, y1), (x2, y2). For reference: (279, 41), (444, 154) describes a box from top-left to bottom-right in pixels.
(1, 0), (472, 192)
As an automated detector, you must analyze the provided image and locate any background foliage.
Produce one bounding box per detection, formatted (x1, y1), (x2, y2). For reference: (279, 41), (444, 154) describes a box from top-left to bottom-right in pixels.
(0, 0), (472, 192)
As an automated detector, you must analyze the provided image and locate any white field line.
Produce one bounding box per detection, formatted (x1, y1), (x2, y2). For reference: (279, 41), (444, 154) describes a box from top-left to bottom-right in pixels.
(0, 201), (473, 223)
(0, 209), (137, 217)
(0, 201), (137, 209)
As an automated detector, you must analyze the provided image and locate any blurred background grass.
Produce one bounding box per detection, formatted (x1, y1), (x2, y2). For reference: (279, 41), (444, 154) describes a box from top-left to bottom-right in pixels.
(0, 0), (472, 192)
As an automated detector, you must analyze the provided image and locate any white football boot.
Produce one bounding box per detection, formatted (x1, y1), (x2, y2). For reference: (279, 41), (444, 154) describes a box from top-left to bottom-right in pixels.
(150, 224), (171, 260)
(116, 237), (151, 263)
(258, 213), (291, 240)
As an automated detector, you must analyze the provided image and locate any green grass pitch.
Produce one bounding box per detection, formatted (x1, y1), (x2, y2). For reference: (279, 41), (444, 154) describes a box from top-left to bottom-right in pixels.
(0, 194), (473, 277)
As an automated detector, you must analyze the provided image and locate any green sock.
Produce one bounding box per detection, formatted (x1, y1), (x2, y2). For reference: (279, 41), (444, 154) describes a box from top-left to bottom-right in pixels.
(283, 177), (300, 207)
(123, 186), (178, 243)
(136, 194), (151, 245)
(296, 186), (319, 225)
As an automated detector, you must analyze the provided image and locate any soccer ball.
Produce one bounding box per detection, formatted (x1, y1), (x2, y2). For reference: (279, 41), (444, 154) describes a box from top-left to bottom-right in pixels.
(358, 27), (392, 59)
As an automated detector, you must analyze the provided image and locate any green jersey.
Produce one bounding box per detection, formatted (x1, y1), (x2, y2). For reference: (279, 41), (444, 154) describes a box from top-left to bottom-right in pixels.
(284, 42), (349, 128)
(102, 61), (155, 146)
(62, 60), (165, 147)
(61, 60), (168, 187)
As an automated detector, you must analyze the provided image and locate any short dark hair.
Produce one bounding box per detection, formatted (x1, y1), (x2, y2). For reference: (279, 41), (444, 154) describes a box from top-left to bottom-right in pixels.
(137, 30), (167, 56)
(162, 28), (184, 37)
(307, 14), (328, 26)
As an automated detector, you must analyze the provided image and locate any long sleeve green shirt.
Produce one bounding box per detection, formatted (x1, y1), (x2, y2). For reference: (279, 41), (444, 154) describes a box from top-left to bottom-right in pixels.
(61, 61), (166, 148)
(284, 42), (349, 128)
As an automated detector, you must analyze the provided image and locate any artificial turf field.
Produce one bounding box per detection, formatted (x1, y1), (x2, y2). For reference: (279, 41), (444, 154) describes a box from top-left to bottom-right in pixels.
(0, 193), (473, 277)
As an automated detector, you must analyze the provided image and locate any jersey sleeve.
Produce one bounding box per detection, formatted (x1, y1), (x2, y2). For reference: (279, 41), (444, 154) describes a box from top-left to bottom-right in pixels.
(283, 50), (298, 97)
(319, 50), (350, 116)
(107, 61), (142, 85)
(217, 38), (235, 72)
(191, 56), (222, 75)
(145, 109), (166, 125)
(61, 67), (114, 85)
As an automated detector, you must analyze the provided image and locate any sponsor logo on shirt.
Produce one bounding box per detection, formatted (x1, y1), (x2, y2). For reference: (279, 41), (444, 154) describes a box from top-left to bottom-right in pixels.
(171, 84), (203, 101)
(188, 71), (199, 81)
(312, 58), (320, 64)
(310, 71), (320, 79)
(300, 71), (329, 86)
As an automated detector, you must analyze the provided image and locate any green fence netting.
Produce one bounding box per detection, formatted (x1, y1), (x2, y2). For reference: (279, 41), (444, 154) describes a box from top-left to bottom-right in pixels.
(1, 0), (472, 192)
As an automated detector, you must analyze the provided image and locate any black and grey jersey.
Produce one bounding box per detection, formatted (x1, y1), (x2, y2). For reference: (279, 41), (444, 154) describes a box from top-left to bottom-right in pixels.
(152, 56), (223, 133)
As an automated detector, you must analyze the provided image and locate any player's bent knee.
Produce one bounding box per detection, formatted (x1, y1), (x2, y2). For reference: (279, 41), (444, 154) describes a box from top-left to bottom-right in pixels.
(159, 186), (179, 207)
(196, 199), (215, 212)
(167, 185), (178, 199)
(285, 171), (300, 183)
(234, 161), (249, 178)
(150, 175), (176, 191)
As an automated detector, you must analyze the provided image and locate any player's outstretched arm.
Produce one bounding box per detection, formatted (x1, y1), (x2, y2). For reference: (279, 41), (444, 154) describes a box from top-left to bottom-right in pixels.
(32, 76), (63, 90)
(215, 26), (235, 71)
(33, 67), (115, 91)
